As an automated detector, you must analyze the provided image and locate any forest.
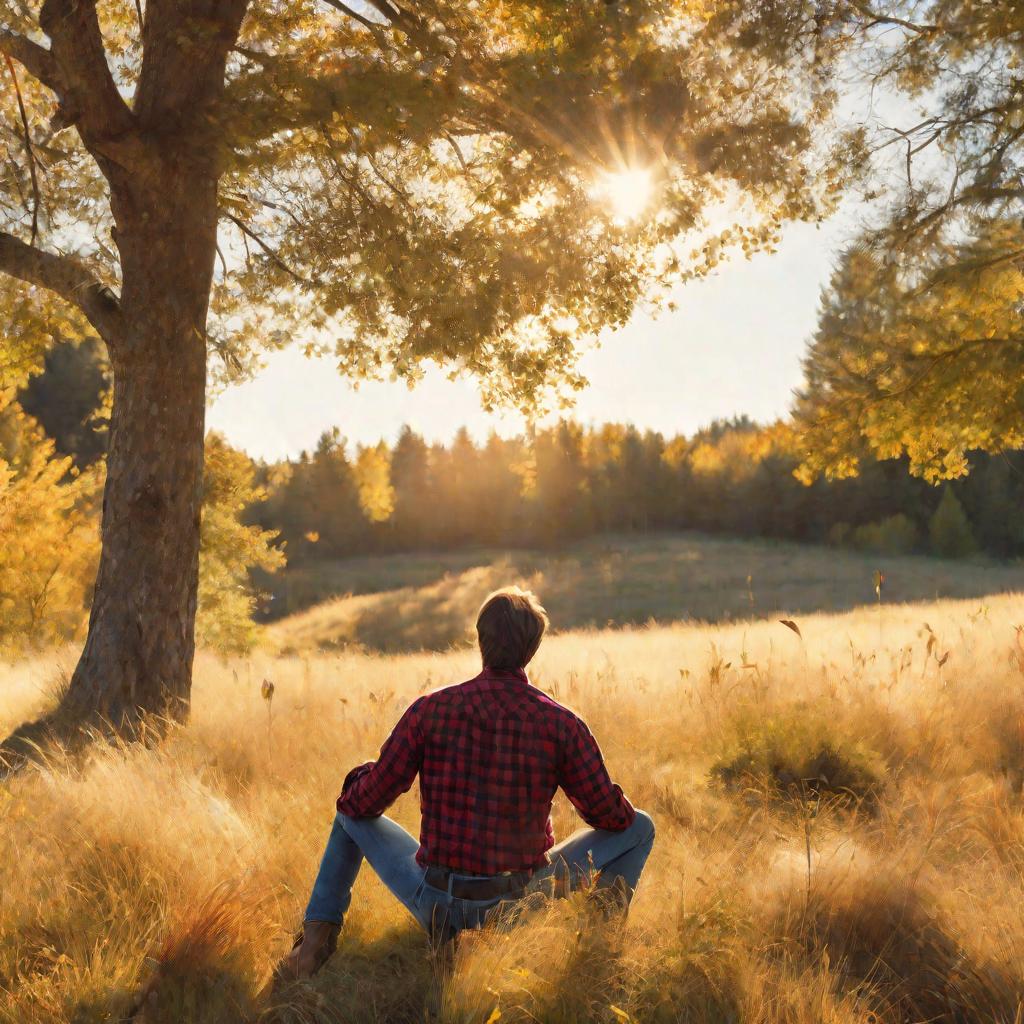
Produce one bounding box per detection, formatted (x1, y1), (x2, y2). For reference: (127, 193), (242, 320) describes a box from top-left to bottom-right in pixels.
(3, 331), (1012, 656)
(24, 335), (1014, 563)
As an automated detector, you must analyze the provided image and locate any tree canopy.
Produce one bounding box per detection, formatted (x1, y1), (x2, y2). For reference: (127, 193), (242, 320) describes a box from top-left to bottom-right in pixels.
(796, 1), (1024, 482)
(1, 0), (844, 404)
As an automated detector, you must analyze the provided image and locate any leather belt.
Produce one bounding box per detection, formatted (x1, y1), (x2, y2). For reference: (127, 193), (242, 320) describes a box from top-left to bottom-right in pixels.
(424, 866), (532, 901)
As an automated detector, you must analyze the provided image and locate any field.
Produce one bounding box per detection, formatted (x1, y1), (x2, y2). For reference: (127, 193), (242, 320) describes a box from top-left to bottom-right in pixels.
(6, 571), (1024, 1022)
(266, 531), (1024, 654)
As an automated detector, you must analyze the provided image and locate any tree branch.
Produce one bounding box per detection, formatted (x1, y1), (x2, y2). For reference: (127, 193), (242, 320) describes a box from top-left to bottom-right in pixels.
(320, 0), (382, 32)
(4, 56), (41, 245)
(0, 232), (122, 341)
(0, 29), (62, 92)
(222, 213), (311, 284)
(135, 0), (249, 126)
(363, 0), (404, 25)
(39, 0), (135, 141)
(848, 1), (936, 35)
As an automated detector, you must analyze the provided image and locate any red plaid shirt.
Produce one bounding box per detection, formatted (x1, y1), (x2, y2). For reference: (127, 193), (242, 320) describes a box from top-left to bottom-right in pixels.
(337, 667), (635, 874)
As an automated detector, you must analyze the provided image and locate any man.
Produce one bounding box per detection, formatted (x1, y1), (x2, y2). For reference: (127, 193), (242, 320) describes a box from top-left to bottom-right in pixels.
(282, 586), (655, 979)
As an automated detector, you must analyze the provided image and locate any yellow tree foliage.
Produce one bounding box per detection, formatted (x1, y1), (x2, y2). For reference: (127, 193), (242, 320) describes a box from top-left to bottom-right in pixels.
(0, 392), (97, 655)
(354, 442), (396, 524)
(797, 3), (1024, 483)
(196, 434), (285, 656)
(0, 407), (282, 657)
(796, 235), (1024, 483)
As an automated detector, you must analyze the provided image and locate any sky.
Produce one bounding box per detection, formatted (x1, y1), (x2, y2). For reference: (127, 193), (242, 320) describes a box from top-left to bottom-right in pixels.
(207, 209), (859, 462)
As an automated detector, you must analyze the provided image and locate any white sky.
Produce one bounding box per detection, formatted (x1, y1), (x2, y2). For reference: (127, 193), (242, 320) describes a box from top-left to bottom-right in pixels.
(206, 41), (924, 464)
(207, 207), (860, 462)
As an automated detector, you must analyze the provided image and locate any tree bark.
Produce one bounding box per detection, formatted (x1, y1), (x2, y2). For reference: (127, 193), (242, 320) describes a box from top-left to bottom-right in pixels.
(60, 170), (219, 729)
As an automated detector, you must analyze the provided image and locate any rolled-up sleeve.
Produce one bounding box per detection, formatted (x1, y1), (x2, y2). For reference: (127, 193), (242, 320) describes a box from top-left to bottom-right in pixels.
(557, 717), (635, 831)
(337, 698), (425, 818)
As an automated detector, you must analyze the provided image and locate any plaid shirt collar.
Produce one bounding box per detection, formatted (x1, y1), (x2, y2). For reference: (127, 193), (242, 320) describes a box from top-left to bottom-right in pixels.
(480, 666), (530, 686)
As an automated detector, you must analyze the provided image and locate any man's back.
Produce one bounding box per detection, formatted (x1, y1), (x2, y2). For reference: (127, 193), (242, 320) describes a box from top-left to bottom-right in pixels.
(283, 588), (652, 981)
(338, 667), (635, 874)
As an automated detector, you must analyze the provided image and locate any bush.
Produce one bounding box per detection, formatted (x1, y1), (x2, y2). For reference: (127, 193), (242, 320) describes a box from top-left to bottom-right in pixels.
(929, 487), (978, 558)
(710, 708), (886, 809)
(849, 513), (918, 555)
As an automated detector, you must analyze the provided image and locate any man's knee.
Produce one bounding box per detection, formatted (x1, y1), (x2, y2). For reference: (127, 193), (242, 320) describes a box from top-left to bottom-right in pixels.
(630, 810), (655, 846)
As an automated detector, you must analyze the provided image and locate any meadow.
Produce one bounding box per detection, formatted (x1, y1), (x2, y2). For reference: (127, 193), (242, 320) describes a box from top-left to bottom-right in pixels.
(266, 531), (1024, 654)
(5, 578), (1024, 1022)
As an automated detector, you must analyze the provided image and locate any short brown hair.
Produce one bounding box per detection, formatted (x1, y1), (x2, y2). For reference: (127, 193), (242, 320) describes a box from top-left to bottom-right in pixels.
(476, 587), (549, 670)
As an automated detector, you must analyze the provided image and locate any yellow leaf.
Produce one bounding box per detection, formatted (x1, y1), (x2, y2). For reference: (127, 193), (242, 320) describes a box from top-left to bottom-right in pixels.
(485, 1008), (501, 1024)
(610, 1007), (632, 1022)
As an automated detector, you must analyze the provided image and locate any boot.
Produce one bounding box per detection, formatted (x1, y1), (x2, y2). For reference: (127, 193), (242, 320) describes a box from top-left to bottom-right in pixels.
(586, 875), (631, 921)
(277, 920), (340, 981)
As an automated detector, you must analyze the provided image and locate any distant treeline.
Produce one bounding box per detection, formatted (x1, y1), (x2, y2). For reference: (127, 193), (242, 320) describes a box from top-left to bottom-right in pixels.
(19, 341), (1021, 568)
(248, 419), (1020, 563)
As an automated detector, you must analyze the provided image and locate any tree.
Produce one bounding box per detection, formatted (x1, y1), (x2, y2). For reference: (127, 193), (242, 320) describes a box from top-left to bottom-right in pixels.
(796, 2), (1024, 483)
(929, 486), (978, 559)
(442, 428), (482, 546)
(353, 441), (395, 529)
(195, 433), (284, 655)
(0, 392), (98, 655)
(0, 0), (841, 735)
(277, 429), (368, 558)
(0, 406), (282, 661)
(474, 432), (528, 545)
(533, 420), (590, 543)
(796, 241), (1024, 482)
(389, 426), (434, 549)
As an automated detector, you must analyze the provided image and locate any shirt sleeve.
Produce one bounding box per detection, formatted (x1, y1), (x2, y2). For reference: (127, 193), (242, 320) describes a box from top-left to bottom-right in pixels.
(557, 716), (636, 832)
(337, 698), (425, 818)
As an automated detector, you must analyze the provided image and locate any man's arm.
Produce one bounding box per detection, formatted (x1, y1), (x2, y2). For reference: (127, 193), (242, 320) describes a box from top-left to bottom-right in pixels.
(337, 698), (425, 818)
(557, 716), (636, 831)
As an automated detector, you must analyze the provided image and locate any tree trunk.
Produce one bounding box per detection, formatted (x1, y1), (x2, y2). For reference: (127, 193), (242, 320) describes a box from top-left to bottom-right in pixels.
(60, 170), (218, 729)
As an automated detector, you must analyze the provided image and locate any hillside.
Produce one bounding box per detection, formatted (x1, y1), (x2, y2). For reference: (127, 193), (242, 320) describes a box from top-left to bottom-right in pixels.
(5, 594), (1024, 1022)
(268, 532), (1024, 654)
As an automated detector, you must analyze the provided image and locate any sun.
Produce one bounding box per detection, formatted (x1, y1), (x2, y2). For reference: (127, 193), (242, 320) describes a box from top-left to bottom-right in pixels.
(599, 166), (655, 221)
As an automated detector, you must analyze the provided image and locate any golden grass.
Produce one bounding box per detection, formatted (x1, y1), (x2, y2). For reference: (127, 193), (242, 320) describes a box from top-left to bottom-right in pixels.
(6, 592), (1024, 1022)
(268, 532), (1024, 654)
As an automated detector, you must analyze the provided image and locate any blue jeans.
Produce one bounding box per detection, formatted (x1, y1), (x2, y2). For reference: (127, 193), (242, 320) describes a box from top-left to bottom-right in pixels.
(304, 810), (655, 938)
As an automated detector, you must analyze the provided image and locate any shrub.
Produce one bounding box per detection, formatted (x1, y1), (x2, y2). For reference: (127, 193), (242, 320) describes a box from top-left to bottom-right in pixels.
(710, 708), (886, 809)
(929, 487), (978, 558)
(850, 513), (918, 555)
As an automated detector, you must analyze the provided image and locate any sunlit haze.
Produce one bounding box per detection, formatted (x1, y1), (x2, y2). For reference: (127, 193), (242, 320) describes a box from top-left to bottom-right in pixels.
(600, 166), (656, 221)
(208, 210), (856, 462)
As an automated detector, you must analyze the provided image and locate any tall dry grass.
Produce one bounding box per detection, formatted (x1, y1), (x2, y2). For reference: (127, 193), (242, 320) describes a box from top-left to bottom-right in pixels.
(5, 593), (1024, 1022)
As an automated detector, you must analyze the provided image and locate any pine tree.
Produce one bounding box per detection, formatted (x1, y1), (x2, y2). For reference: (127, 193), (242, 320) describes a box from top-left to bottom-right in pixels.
(390, 428), (434, 550)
